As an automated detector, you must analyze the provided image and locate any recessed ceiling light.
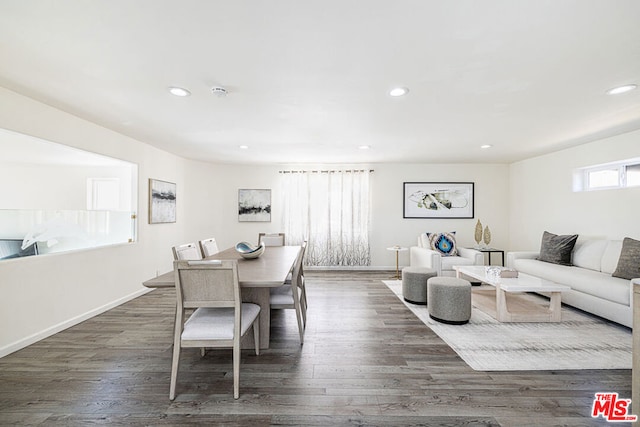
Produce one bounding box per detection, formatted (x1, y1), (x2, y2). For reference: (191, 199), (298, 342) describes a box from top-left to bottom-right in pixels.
(168, 86), (191, 97)
(239, 145), (249, 149)
(481, 144), (493, 149)
(358, 145), (371, 150)
(389, 87), (409, 97)
(606, 84), (637, 95)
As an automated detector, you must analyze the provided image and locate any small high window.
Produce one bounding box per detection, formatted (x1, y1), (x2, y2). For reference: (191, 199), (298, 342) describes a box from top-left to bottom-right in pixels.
(575, 158), (640, 191)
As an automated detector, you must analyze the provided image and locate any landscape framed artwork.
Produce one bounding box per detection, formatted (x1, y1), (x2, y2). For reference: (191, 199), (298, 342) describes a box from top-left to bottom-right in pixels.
(149, 179), (176, 224)
(403, 182), (474, 219)
(238, 189), (271, 222)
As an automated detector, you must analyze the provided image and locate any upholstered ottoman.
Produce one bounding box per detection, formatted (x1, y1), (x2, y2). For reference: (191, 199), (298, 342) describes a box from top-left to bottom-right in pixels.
(402, 267), (437, 304)
(427, 277), (472, 324)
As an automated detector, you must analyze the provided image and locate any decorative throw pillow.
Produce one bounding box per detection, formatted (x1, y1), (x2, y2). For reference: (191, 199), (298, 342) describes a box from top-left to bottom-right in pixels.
(537, 231), (578, 266)
(427, 232), (458, 256)
(612, 237), (640, 280)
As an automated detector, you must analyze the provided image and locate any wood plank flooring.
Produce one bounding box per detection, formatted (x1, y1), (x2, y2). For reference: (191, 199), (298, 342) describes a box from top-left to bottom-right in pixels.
(0, 271), (632, 426)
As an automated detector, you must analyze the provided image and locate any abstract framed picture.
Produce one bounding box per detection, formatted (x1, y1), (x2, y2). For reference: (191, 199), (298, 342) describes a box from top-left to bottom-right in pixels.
(238, 189), (271, 222)
(149, 179), (176, 224)
(403, 182), (474, 219)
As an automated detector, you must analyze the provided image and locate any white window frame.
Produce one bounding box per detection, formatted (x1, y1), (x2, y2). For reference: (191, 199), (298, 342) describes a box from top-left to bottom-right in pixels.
(575, 157), (640, 192)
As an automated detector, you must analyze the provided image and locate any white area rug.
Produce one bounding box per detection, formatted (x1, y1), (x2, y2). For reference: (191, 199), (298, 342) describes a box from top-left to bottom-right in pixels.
(383, 280), (632, 371)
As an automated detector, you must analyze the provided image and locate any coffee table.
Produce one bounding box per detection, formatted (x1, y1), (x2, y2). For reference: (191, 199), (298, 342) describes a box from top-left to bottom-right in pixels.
(454, 265), (570, 322)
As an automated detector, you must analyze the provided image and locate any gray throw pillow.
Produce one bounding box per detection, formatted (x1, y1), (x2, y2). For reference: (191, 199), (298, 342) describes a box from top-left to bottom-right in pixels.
(537, 231), (578, 266)
(612, 237), (640, 280)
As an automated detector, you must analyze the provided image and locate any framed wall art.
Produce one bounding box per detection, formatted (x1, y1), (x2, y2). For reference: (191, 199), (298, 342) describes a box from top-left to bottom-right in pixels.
(149, 179), (176, 224)
(403, 182), (474, 219)
(238, 189), (271, 222)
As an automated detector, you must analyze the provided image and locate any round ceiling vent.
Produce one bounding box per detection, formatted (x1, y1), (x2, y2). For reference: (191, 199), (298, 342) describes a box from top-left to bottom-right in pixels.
(211, 86), (228, 97)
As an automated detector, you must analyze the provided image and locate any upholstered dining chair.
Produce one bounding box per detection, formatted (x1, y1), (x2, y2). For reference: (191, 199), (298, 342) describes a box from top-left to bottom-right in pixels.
(170, 259), (261, 400)
(258, 232), (285, 247)
(172, 242), (202, 261)
(198, 237), (220, 258)
(269, 244), (306, 343)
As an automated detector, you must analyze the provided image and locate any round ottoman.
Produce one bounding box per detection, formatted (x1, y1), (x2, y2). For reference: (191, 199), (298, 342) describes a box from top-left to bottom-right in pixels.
(402, 267), (437, 305)
(427, 277), (472, 324)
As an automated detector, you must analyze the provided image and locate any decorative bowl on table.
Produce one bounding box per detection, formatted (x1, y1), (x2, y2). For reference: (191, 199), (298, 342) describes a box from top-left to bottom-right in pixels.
(235, 241), (266, 259)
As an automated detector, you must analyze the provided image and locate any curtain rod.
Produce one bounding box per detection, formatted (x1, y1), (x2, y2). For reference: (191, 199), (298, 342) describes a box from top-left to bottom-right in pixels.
(279, 169), (374, 174)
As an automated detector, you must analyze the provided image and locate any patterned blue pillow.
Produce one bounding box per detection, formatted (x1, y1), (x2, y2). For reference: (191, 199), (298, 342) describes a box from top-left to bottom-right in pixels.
(427, 232), (458, 256)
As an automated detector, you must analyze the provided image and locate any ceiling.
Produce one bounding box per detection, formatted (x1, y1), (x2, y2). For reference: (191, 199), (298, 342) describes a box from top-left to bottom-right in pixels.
(1, 0), (639, 165)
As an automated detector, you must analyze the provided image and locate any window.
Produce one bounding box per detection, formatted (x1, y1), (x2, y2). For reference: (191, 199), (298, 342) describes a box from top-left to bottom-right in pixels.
(575, 158), (640, 191)
(587, 168), (619, 189)
(280, 169), (372, 266)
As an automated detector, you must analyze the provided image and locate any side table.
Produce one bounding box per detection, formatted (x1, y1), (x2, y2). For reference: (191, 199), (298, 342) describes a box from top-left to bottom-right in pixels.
(478, 247), (505, 266)
(387, 246), (408, 279)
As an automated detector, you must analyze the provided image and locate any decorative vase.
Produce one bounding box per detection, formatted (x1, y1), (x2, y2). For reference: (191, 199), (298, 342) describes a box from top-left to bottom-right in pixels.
(483, 226), (492, 248)
(474, 220), (483, 248)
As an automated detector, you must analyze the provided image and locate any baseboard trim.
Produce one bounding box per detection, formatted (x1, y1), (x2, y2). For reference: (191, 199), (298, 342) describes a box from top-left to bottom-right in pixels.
(0, 287), (152, 358)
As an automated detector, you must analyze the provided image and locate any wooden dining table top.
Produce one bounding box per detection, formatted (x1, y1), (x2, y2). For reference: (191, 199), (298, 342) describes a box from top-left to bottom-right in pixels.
(142, 245), (301, 289)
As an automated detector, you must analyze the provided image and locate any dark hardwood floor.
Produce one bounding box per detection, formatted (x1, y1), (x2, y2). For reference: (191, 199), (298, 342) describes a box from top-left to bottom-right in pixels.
(0, 271), (631, 426)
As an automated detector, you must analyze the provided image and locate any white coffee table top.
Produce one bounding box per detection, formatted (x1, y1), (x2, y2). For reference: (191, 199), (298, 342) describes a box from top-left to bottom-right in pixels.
(454, 265), (570, 293)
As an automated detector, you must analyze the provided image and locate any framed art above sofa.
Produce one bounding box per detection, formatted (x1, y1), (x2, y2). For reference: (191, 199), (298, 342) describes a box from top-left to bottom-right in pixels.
(403, 182), (474, 219)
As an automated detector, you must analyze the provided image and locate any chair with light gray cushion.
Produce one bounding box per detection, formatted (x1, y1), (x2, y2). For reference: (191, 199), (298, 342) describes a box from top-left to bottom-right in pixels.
(427, 277), (472, 325)
(170, 259), (260, 400)
(402, 267), (437, 305)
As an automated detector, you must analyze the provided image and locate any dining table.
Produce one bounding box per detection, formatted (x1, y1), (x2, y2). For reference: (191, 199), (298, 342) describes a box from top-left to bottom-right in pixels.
(143, 245), (301, 349)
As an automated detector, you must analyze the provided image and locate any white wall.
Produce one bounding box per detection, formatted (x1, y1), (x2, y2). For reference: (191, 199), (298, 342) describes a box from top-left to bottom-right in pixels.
(0, 87), (186, 356)
(181, 161), (510, 268)
(370, 163), (509, 267)
(509, 129), (640, 250)
(179, 161), (286, 252)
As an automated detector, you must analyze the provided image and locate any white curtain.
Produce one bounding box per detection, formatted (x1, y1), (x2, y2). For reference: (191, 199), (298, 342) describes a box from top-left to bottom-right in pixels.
(281, 170), (371, 266)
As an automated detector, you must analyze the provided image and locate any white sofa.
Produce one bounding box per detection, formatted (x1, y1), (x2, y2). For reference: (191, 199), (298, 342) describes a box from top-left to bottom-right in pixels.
(410, 233), (484, 277)
(507, 239), (637, 328)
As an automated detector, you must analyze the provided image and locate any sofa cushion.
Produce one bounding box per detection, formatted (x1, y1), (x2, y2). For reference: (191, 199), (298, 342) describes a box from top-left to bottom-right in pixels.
(537, 231), (578, 266)
(572, 239), (608, 271)
(513, 258), (630, 306)
(427, 232), (458, 256)
(612, 237), (640, 280)
(441, 255), (475, 270)
(601, 240), (623, 274)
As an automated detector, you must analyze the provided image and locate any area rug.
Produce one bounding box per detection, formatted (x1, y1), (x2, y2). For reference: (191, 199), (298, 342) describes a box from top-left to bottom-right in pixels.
(383, 280), (632, 371)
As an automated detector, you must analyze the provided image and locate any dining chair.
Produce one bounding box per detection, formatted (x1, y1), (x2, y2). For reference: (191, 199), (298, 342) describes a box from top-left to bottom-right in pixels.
(172, 242), (202, 260)
(258, 232), (285, 247)
(198, 237), (220, 257)
(170, 259), (261, 400)
(269, 244), (306, 343)
(285, 241), (308, 323)
(171, 243), (205, 356)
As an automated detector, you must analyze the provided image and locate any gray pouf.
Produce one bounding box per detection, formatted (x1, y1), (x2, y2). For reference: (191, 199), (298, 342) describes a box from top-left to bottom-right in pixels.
(427, 277), (472, 325)
(402, 267), (437, 305)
